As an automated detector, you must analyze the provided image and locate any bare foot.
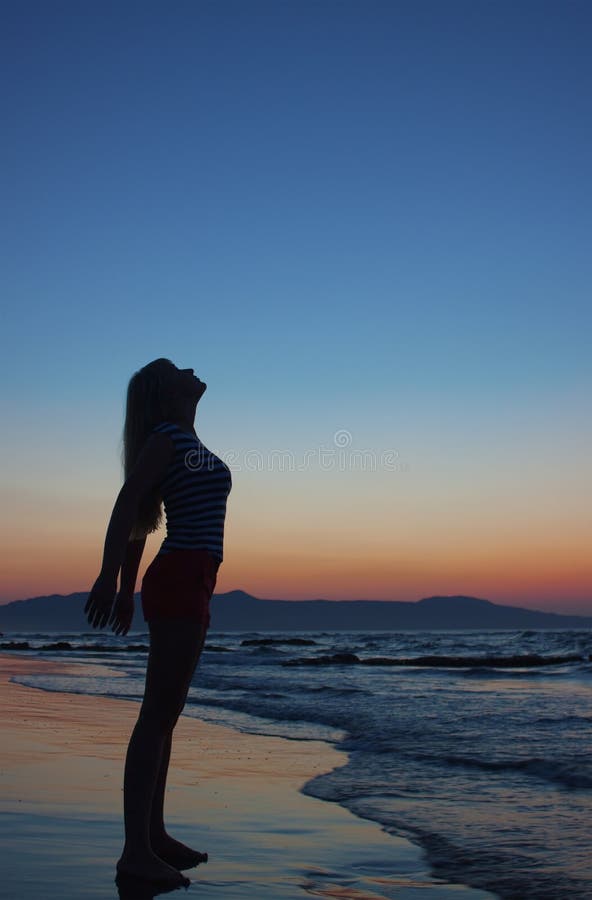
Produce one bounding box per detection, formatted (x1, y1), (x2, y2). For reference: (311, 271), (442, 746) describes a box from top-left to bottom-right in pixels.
(152, 833), (208, 870)
(116, 850), (190, 886)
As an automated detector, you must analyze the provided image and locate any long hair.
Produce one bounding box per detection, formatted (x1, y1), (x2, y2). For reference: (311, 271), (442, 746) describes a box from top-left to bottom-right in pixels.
(122, 358), (173, 540)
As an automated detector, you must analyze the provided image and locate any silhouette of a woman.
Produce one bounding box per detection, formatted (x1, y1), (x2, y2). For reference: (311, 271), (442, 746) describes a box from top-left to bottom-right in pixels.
(85, 358), (232, 887)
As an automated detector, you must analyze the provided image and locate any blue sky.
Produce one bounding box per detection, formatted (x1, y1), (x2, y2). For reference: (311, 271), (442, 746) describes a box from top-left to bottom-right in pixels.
(1, 1), (590, 609)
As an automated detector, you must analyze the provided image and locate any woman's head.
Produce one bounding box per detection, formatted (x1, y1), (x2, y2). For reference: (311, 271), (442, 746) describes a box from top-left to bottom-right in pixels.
(126, 358), (205, 427)
(122, 357), (206, 538)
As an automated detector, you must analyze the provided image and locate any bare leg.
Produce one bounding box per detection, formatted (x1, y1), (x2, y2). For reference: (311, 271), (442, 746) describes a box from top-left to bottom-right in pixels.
(116, 618), (206, 884)
(149, 624), (210, 868)
(150, 731), (208, 868)
(150, 730), (173, 842)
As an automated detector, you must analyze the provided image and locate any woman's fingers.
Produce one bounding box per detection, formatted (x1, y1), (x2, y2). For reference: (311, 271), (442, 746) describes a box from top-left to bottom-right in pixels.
(109, 595), (133, 636)
(85, 575), (118, 629)
(112, 610), (126, 635)
(83, 591), (96, 615)
(90, 601), (104, 628)
(85, 593), (114, 629)
(107, 604), (118, 628)
(91, 606), (107, 629)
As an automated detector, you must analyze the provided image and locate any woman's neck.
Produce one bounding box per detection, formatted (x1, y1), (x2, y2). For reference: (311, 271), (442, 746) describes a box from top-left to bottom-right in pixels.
(167, 399), (198, 435)
(169, 417), (196, 435)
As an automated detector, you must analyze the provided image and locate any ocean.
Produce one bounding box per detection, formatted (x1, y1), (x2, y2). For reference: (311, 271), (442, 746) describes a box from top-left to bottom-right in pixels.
(4, 628), (592, 899)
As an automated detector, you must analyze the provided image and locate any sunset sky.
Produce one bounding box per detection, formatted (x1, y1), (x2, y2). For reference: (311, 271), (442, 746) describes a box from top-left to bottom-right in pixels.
(1, 1), (590, 612)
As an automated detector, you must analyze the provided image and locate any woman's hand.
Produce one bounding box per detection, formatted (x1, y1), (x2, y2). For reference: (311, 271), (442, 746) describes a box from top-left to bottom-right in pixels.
(109, 591), (135, 637)
(84, 572), (118, 629)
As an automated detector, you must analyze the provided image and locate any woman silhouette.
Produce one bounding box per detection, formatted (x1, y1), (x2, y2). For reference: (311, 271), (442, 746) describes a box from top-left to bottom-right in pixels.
(85, 358), (232, 887)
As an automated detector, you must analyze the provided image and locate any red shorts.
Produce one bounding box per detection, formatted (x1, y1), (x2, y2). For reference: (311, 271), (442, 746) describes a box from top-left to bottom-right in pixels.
(141, 548), (220, 624)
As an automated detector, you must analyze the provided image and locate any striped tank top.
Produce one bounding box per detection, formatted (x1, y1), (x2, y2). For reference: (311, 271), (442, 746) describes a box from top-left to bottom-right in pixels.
(152, 421), (232, 562)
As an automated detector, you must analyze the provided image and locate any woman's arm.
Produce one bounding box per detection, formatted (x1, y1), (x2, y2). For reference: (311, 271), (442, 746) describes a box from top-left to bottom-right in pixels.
(85, 433), (173, 629)
(108, 536), (147, 636)
(120, 537), (147, 598)
(97, 484), (146, 583)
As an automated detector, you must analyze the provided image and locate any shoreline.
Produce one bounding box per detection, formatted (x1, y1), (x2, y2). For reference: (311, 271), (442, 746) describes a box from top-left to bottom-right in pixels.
(0, 652), (497, 899)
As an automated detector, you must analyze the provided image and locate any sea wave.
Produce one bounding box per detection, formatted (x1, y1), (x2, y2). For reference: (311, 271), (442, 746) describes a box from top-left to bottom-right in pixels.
(434, 753), (592, 790)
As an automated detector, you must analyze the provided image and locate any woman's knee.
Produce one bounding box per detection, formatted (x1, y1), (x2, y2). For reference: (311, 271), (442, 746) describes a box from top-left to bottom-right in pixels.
(138, 679), (191, 733)
(136, 705), (179, 736)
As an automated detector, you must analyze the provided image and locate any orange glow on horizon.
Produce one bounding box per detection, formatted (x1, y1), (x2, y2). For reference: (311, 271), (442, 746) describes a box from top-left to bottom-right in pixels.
(1, 529), (590, 614)
(2, 468), (590, 613)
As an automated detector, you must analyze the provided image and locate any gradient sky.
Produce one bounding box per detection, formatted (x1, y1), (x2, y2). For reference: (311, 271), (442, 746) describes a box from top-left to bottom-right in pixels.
(1, 1), (590, 612)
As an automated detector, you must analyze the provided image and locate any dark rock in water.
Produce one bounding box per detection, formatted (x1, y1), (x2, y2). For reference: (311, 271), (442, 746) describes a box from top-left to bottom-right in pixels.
(283, 651), (360, 666)
(204, 644), (232, 652)
(241, 637), (317, 646)
(79, 643), (149, 653)
(362, 653), (584, 668)
(0, 640), (151, 654)
(283, 651), (583, 668)
(332, 652), (360, 664)
(40, 641), (72, 651)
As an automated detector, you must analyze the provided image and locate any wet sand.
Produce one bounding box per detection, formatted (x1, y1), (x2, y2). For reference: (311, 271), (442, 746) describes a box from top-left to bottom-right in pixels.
(0, 653), (497, 899)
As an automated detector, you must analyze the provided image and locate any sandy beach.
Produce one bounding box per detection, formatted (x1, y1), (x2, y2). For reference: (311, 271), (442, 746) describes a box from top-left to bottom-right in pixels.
(0, 653), (496, 899)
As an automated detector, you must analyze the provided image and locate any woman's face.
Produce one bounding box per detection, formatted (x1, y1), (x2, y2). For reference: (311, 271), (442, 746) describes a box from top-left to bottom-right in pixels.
(156, 359), (206, 403)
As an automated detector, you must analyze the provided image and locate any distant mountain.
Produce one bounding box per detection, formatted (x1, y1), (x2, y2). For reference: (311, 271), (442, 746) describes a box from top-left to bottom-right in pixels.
(0, 591), (590, 633)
